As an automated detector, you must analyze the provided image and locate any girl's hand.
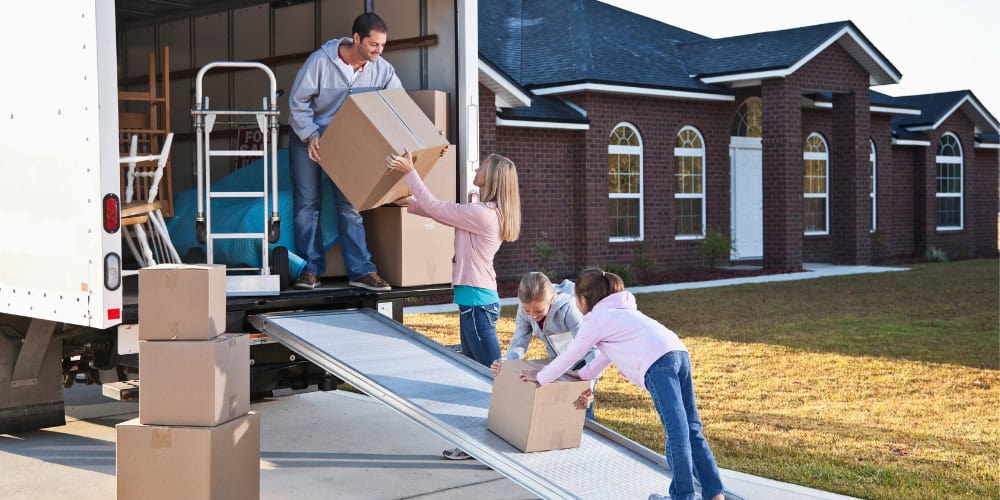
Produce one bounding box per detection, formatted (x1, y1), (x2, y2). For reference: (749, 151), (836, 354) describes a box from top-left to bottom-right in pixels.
(575, 388), (594, 410)
(386, 150), (415, 174)
(439, 145), (450, 158)
(519, 368), (540, 384)
(490, 359), (505, 378)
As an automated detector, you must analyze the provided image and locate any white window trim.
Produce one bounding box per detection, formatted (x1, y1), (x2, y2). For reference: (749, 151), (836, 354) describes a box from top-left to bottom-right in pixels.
(608, 123), (644, 242)
(804, 133), (830, 236)
(935, 132), (964, 231)
(870, 140), (877, 232)
(674, 126), (706, 240)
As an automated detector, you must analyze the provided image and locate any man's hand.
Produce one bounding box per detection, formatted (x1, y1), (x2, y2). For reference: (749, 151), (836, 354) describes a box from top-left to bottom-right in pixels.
(307, 137), (322, 163)
(439, 145), (450, 158)
(490, 359), (505, 378)
(574, 388), (594, 410)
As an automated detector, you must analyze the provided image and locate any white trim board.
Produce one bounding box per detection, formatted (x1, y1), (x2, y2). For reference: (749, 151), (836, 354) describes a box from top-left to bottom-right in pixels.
(477, 59), (531, 108)
(496, 118), (589, 130)
(531, 82), (735, 102)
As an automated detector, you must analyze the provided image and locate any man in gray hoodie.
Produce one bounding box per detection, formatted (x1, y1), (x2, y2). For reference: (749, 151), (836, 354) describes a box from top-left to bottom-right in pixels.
(287, 12), (401, 291)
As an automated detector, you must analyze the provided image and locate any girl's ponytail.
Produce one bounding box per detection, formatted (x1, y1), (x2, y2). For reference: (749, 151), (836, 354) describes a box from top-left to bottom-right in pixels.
(574, 267), (624, 313)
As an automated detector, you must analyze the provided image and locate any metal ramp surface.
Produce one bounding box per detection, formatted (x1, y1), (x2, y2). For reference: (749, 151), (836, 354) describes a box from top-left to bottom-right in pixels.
(250, 308), (675, 500)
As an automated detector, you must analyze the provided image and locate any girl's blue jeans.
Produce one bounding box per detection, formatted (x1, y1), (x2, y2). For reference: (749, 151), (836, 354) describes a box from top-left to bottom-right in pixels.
(644, 351), (725, 500)
(457, 303), (501, 367)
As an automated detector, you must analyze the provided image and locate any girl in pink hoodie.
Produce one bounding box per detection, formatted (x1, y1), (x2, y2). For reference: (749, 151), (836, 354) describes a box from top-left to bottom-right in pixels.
(521, 268), (726, 500)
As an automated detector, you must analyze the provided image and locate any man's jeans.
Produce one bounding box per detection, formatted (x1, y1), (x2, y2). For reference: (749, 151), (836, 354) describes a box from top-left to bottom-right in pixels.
(644, 351), (725, 500)
(457, 303), (502, 367)
(288, 134), (376, 280)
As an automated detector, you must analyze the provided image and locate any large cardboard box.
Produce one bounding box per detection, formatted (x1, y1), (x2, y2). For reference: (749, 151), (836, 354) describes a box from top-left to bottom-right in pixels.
(407, 90), (456, 202)
(361, 205), (454, 287)
(138, 264), (226, 340)
(487, 359), (591, 453)
(319, 88), (450, 211)
(116, 412), (260, 500)
(138, 334), (249, 426)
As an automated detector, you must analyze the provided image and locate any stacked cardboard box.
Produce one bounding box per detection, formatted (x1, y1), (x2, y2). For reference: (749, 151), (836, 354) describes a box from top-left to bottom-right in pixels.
(487, 359), (591, 453)
(117, 264), (260, 500)
(321, 89), (456, 287)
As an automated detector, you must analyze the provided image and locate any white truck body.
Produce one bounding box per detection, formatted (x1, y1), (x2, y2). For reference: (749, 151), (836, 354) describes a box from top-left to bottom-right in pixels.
(0, 1), (123, 329)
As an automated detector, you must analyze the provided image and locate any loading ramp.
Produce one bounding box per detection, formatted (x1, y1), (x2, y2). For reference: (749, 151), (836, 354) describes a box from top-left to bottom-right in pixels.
(250, 308), (736, 500)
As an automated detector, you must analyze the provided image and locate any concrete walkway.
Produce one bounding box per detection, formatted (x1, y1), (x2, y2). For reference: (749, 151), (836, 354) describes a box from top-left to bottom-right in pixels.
(404, 263), (907, 314)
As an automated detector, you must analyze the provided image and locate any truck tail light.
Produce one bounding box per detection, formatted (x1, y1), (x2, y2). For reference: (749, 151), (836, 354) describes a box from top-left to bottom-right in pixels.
(104, 252), (121, 291)
(103, 194), (120, 233)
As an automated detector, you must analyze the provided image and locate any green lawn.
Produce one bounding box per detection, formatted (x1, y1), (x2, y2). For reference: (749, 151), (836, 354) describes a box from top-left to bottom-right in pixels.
(404, 259), (999, 499)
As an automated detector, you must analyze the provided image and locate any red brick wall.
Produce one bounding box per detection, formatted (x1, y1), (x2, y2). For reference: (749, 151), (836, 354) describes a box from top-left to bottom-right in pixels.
(482, 44), (998, 278)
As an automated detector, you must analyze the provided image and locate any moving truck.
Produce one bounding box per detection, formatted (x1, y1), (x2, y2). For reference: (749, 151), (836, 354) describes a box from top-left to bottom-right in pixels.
(0, 0), (481, 433)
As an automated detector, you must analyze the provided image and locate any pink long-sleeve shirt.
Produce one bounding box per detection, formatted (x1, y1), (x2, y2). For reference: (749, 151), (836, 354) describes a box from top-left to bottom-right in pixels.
(403, 170), (502, 290)
(536, 291), (688, 390)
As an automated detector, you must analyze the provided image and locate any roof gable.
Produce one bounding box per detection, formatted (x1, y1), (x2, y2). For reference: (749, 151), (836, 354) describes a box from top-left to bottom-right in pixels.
(679, 21), (901, 86)
(892, 91), (1000, 133)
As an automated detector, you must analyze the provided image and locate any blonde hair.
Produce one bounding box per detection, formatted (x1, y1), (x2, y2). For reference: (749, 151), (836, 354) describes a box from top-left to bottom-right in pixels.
(517, 272), (555, 303)
(478, 154), (521, 242)
(574, 267), (625, 314)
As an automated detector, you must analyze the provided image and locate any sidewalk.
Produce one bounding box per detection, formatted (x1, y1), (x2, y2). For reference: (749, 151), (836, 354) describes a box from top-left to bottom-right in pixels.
(404, 263), (907, 314)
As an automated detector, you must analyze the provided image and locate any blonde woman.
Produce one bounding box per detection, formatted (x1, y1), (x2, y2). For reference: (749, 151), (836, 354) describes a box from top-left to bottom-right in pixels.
(387, 151), (521, 367)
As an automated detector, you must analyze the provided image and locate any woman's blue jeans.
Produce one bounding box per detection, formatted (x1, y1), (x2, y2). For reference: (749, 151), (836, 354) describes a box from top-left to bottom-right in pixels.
(457, 303), (501, 367)
(288, 134), (376, 280)
(644, 351), (725, 500)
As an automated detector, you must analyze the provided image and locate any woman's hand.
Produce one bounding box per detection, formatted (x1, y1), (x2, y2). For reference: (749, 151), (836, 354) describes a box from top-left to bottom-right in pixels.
(574, 388), (594, 410)
(439, 145), (450, 158)
(386, 150), (415, 174)
(490, 359), (505, 378)
(519, 368), (540, 384)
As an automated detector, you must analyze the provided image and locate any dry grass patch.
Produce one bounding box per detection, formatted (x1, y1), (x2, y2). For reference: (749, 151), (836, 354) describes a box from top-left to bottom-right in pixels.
(403, 259), (999, 499)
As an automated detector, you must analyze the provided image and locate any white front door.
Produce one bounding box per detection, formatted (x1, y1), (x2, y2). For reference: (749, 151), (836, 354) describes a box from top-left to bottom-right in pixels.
(730, 137), (763, 260)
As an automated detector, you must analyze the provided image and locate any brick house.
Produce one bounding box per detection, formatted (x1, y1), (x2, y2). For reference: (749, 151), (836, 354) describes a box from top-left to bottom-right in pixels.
(477, 0), (999, 278)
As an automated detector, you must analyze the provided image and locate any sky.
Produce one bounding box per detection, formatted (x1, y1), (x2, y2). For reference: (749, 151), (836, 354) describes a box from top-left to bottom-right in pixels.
(599, 0), (1000, 123)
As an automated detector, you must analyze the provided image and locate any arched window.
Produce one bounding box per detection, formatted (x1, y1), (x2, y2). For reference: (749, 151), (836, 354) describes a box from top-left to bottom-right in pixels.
(803, 133), (829, 235)
(731, 97), (763, 137)
(936, 133), (963, 230)
(870, 139), (877, 232)
(675, 126), (705, 238)
(608, 123), (643, 241)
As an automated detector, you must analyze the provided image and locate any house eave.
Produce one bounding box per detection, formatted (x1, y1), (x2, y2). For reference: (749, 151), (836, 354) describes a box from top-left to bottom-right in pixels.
(531, 82), (735, 102)
(496, 118), (590, 130)
(478, 59), (532, 108)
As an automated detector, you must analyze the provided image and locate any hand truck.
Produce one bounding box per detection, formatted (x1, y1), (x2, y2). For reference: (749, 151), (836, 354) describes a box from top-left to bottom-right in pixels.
(192, 62), (286, 296)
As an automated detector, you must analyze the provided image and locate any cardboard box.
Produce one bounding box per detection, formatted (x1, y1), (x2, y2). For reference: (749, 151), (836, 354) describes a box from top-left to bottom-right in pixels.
(321, 244), (347, 278)
(319, 88), (450, 211)
(361, 206), (454, 287)
(407, 90), (456, 202)
(139, 334), (249, 426)
(487, 359), (591, 453)
(138, 264), (226, 340)
(116, 412), (260, 500)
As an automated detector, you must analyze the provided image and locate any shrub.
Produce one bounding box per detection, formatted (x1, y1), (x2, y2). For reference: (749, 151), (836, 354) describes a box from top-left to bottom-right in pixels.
(532, 236), (563, 280)
(926, 246), (949, 263)
(631, 241), (656, 276)
(702, 227), (734, 268)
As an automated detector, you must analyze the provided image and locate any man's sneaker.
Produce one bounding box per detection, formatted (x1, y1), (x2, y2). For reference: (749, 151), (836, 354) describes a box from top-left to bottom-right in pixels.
(349, 272), (391, 291)
(295, 271), (320, 290)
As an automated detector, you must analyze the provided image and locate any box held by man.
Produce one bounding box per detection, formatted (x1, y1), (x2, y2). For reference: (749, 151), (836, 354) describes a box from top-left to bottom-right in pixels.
(318, 88), (449, 211)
